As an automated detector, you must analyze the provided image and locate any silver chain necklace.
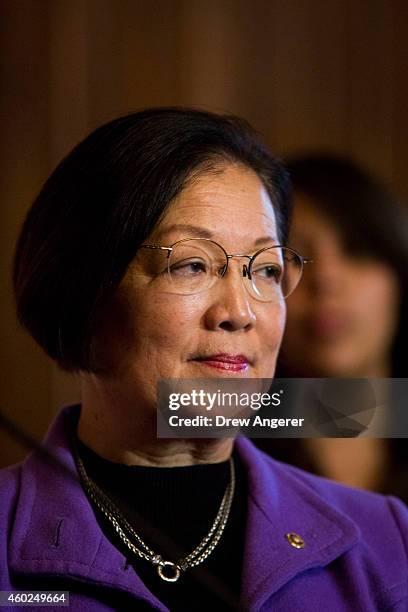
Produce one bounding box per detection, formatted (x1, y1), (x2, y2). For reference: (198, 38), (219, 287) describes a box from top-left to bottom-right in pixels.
(73, 447), (235, 583)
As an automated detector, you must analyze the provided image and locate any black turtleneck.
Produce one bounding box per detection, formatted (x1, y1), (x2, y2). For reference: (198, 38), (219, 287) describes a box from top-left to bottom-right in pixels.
(74, 438), (247, 611)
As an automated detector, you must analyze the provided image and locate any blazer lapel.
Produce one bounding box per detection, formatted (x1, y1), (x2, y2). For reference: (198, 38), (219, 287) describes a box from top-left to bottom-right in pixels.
(235, 437), (360, 610)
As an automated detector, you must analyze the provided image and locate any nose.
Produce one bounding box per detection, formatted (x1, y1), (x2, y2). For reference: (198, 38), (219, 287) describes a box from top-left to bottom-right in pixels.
(203, 261), (256, 331)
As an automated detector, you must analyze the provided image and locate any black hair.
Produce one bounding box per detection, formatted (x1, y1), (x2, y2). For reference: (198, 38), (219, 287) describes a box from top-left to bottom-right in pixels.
(285, 152), (408, 376)
(14, 107), (291, 371)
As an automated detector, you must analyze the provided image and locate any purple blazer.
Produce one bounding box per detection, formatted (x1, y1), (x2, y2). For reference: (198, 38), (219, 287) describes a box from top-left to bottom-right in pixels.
(1, 405), (407, 611)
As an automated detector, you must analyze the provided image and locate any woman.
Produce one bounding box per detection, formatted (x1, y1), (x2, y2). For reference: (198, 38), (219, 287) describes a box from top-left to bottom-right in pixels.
(261, 154), (408, 498)
(1, 110), (407, 611)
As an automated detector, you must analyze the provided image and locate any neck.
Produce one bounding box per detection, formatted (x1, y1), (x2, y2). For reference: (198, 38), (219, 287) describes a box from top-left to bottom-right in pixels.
(78, 374), (233, 467)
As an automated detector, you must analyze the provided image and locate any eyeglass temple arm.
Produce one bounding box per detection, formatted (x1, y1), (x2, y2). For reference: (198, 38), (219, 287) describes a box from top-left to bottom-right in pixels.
(140, 245), (172, 253)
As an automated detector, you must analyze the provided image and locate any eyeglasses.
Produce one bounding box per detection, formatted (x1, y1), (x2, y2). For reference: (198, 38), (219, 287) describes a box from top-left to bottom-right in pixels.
(139, 238), (311, 302)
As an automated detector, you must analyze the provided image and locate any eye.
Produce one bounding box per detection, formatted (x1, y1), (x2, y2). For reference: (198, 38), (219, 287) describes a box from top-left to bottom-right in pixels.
(252, 264), (283, 284)
(169, 258), (208, 277)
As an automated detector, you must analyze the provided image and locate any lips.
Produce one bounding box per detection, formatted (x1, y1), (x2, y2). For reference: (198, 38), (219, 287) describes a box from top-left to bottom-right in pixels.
(192, 353), (250, 372)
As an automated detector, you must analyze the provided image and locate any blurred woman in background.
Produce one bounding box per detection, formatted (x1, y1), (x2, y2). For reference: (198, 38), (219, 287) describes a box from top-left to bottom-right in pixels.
(257, 154), (408, 501)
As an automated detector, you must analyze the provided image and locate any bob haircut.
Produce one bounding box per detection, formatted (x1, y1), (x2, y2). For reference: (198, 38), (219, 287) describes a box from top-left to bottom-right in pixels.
(14, 107), (291, 371)
(285, 153), (408, 376)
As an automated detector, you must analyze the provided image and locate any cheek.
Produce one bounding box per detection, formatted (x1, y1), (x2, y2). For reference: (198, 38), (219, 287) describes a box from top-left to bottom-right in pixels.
(353, 270), (400, 331)
(91, 292), (204, 376)
(130, 292), (205, 357)
(260, 303), (287, 351)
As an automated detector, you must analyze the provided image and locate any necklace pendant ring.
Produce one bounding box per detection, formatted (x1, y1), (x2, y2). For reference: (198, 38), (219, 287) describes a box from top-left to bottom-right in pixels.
(157, 561), (181, 582)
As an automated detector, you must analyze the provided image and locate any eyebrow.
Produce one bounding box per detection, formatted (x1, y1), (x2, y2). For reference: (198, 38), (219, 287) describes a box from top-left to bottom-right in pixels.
(254, 235), (278, 247)
(156, 224), (213, 239)
(155, 224), (278, 246)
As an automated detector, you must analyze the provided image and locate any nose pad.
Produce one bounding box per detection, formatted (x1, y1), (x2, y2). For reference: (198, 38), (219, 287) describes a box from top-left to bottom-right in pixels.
(218, 263), (228, 278)
(242, 264), (252, 280)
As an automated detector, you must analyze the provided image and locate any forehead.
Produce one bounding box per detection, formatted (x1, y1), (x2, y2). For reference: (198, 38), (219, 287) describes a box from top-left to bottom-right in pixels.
(152, 164), (279, 248)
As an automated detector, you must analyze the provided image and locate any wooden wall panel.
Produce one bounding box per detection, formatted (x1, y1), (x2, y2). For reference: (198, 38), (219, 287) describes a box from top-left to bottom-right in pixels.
(1, 0), (407, 466)
(392, 0), (408, 203)
(0, 1), (52, 465)
(48, 0), (90, 160)
(228, 0), (349, 153)
(117, 0), (183, 111)
(347, 0), (394, 182)
(178, 0), (242, 110)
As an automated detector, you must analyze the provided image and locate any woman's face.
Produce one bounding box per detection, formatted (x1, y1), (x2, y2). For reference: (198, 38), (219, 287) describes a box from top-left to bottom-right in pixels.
(91, 164), (286, 411)
(280, 194), (400, 376)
